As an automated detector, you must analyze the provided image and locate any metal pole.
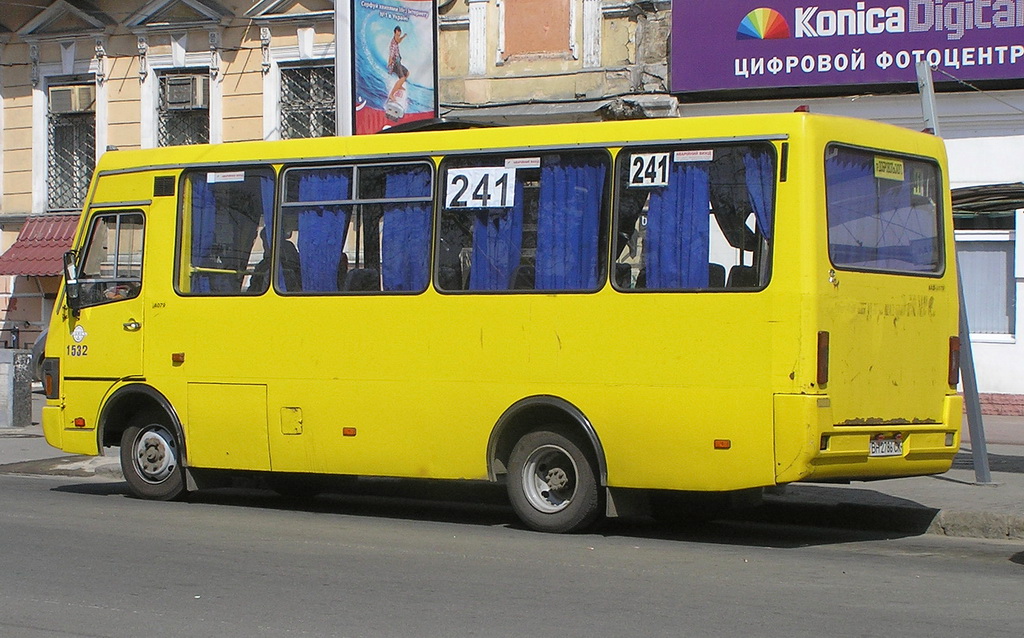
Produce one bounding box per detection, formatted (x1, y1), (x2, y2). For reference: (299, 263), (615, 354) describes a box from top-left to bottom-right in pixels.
(956, 254), (993, 483)
(335, 0), (353, 136)
(916, 60), (992, 484)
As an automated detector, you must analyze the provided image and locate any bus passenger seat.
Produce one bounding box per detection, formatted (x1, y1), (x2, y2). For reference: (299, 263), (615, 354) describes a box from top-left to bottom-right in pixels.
(615, 263), (632, 288)
(708, 263), (726, 288)
(437, 266), (461, 291)
(344, 268), (380, 291)
(726, 265), (759, 288)
(510, 265), (535, 290)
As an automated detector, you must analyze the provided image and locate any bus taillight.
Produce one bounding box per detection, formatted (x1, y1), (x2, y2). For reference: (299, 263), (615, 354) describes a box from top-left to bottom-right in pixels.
(817, 331), (829, 386)
(948, 336), (961, 386)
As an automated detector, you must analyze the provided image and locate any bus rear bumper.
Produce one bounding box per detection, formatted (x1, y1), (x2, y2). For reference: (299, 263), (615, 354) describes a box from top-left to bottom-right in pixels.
(774, 393), (962, 484)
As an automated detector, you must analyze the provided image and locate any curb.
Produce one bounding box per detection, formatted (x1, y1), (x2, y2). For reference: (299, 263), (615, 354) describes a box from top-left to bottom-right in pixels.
(751, 494), (1024, 541)
(0, 455), (122, 479)
(927, 509), (1024, 540)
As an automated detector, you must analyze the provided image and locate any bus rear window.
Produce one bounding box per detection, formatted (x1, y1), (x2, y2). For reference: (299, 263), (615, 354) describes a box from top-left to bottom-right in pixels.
(825, 145), (942, 275)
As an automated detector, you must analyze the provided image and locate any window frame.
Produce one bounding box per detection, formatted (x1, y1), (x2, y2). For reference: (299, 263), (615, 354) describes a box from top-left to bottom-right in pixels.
(955, 228), (1016, 340)
(174, 164), (278, 297)
(434, 148), (613, 295)
(278, 159), (435, 296)
(610, 141), (778, 294)
(277, 61), (338, 140)
(75, 210), (146, 310)
(824, 143), (946, 278)
(156, 68), (211, 147)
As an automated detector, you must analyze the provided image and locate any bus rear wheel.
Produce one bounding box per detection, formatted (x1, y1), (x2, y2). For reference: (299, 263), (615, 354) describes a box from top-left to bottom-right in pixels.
(507, 429), (601, 533)
(120, 414), (186, 501)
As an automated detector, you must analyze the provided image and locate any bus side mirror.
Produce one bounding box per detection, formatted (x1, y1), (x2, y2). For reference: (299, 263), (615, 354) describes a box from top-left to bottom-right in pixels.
(63, 250), (82, 315)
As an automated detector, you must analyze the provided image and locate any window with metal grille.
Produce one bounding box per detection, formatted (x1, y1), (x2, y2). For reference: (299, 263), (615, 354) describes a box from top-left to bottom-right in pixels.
(280, 63), (336, 139)
(47, 82), (96, 212)
(158, 71), (210, 147)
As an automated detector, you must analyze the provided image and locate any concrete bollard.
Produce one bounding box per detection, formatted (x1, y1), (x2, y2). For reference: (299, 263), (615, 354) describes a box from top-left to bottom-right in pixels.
(0, 349), (33, 428)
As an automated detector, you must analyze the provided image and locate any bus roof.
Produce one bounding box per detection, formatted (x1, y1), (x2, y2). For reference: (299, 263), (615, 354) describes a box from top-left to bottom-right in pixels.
(95, 112), (945, 174)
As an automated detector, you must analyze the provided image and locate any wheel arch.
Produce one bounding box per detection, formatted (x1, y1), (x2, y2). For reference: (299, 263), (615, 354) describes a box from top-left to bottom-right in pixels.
(97, 384), (187, 466)
(487, 395), (607, 486)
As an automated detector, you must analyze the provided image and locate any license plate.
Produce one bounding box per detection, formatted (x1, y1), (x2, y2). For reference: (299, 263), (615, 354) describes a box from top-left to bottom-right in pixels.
(869, 439), (903, 457)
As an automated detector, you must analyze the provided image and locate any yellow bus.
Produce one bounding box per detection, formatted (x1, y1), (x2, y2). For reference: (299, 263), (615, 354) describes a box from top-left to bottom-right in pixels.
(41, 112), (962, 532)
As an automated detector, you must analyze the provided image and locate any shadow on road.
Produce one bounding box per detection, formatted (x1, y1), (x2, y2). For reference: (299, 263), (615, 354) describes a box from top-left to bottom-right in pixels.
(952, 450), (1024, 474)
(52, 476), (929, 549)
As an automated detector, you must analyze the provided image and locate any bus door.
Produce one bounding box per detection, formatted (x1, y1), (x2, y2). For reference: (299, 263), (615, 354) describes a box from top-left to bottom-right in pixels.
(62, 209), (147, 382)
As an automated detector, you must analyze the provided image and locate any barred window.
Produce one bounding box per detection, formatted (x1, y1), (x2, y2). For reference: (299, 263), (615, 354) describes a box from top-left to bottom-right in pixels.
(158, 70), (210, 147)
(280, 63), (336, 139)
(47, 82), (96, 211)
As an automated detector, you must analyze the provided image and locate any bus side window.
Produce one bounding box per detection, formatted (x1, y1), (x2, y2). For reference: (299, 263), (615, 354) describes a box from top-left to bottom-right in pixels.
(179, 167), (275, 296)
(613, 144), (775, 292)
(437, 150), (609, 293)
(280, 161), (432, 295)
(77, 212), (145, 308)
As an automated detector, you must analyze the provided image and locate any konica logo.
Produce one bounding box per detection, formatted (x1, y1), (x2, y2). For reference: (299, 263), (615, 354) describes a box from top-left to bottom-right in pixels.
(737, 8), (792, 39)
(790, 1), (1024, 41)
(794, 2), (906, 38)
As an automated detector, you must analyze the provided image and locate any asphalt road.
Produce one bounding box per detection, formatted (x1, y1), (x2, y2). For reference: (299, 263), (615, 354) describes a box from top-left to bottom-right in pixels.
(2, 473), (1023, 638)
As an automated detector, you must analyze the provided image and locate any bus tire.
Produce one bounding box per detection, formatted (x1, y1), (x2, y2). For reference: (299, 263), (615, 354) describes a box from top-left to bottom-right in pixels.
(120, 413), (186, 501)
(507, 429), (601, 533)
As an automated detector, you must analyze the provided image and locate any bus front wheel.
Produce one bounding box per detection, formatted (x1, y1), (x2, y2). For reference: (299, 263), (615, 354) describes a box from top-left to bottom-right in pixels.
(507, 429), (601, 533)
(120, 414), (186, 501)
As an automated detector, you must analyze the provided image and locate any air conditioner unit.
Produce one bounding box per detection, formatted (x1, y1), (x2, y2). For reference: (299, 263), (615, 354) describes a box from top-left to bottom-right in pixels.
(164, 75), (209, 110)
(49, 85), (96, 114)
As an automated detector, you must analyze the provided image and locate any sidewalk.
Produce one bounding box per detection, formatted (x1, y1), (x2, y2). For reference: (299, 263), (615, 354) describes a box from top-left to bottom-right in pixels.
(3, 393), (1023, 540)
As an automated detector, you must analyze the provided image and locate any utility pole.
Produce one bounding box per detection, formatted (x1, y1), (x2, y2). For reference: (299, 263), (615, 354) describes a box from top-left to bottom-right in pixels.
(916, 60), (992, 484)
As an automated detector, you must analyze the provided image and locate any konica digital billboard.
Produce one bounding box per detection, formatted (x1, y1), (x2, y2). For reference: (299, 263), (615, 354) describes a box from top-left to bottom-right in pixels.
(671, 1), (1024, 93)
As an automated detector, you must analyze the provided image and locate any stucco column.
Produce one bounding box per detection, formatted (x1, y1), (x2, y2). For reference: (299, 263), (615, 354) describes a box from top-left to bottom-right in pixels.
(468, 0), (488, 76)
(582, 0), (601, 68)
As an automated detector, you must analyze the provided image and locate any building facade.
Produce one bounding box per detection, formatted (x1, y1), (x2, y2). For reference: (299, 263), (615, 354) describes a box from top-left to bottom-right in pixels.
(1, 0), (1022, 410)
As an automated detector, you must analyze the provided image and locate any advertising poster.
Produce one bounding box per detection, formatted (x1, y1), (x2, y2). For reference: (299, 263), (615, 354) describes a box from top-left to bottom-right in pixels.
(353, 0), (438, 134)
(671, 1), (1024, 94)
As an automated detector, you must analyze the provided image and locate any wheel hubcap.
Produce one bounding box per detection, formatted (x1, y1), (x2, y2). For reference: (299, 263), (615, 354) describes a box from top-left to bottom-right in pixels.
(133, 426), (177, 484)
(522, 444), (578, 513)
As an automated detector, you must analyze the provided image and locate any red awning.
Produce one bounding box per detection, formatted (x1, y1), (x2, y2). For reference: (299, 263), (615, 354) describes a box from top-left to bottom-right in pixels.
(0, 214), (79, 276)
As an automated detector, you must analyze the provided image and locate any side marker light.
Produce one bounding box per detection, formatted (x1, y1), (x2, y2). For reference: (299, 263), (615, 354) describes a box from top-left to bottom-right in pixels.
(713, 439), (731, 450)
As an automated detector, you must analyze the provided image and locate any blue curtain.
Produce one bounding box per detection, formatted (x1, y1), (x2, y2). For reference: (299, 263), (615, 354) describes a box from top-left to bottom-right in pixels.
(189, 175), (217, 293)
(743, 151), (774, 241)
(645, 163), (711, 289)
(535, 157), (606, 290)
(293, 169), (351, 292)
(469, 180), (525, 291)
(382, 167), (432, 292)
